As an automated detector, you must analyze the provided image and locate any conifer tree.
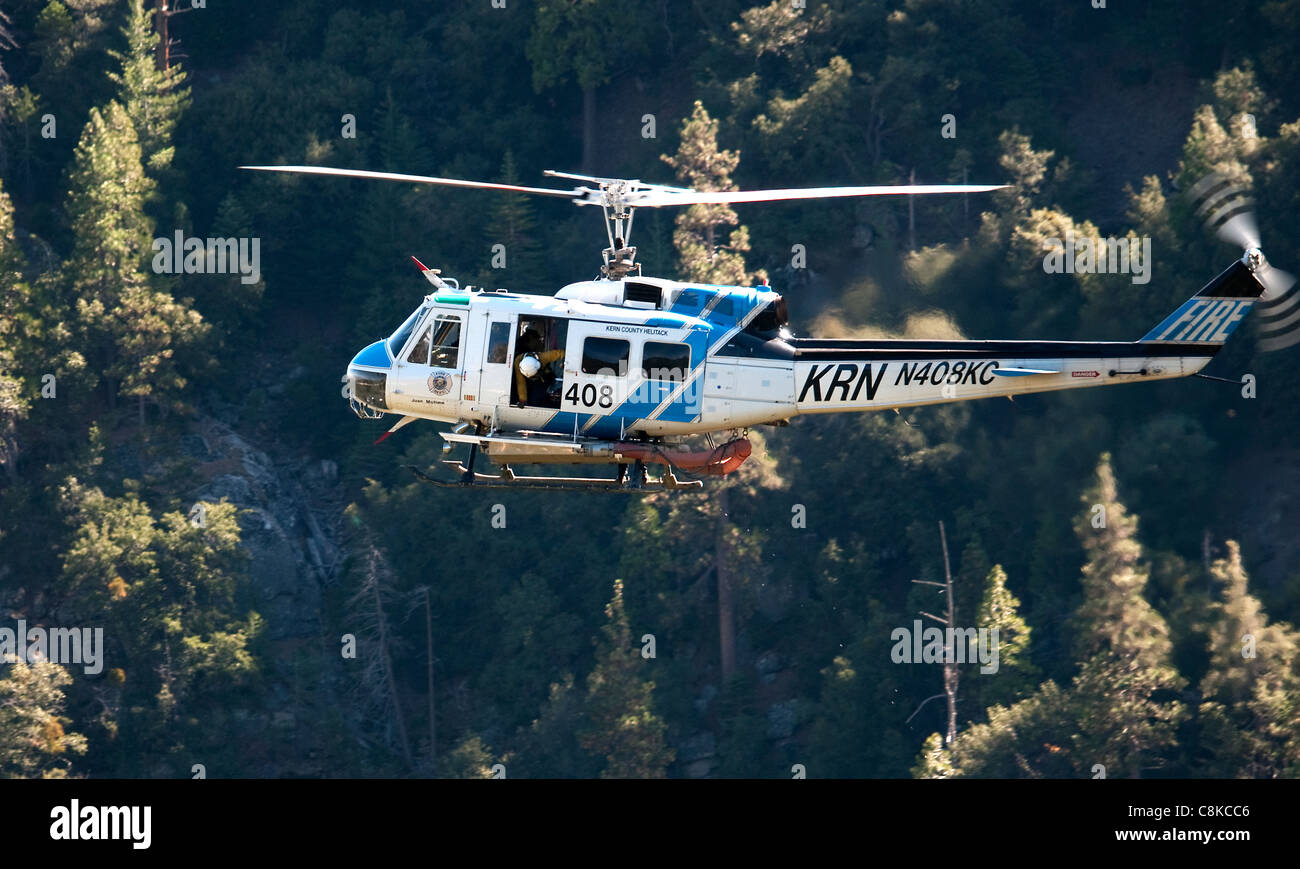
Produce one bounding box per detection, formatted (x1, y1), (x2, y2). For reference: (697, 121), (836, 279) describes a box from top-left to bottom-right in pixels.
(107, 0), (190, 175)
(350, 89), (431, 342)
(662, 101), (767, 286)
(57, 479), (259, 770)
(1069, 453), (1184, 777)
(973, 564), (1036, 705)
(526, 0), (654, 174)
(579, 579), (674, 778)
(917, 457), (1184, 778)
(64, 101), (205, 417)
(1196, 541), (1300, 777)
(484, 150), (542, 284)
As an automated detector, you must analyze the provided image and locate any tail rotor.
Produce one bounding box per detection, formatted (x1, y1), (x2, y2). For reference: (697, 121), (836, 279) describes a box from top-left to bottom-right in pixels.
(1189, 171), (1298, 350)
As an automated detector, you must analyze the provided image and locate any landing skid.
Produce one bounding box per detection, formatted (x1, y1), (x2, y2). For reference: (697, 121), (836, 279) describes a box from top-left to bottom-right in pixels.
(404, 460), (703, 493)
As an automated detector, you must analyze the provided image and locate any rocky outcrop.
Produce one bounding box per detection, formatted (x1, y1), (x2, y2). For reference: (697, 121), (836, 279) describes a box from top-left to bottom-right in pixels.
(188, 418), (342, 640)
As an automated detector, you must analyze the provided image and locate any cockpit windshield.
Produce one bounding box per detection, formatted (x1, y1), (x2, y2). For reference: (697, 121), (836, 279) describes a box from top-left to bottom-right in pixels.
(387, 305), (426, 357)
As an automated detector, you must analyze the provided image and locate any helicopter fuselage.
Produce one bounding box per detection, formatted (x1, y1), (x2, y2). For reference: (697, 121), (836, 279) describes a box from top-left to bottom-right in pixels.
(344, 266), (1254, 448)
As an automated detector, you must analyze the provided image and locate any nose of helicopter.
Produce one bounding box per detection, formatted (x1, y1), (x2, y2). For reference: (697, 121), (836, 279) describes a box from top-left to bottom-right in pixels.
(344, 340), (391, 414)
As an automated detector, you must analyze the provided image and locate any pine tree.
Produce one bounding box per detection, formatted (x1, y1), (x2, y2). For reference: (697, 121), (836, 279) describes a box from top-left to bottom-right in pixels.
(57, 479), (259, 772)
(483, 150), (542, 284)
(914, 680), (1077, 778)
(578, 579), (674, 778)
(973, 564), (1036, 705)
(64, 100), (205, 417)
(1196, 541), (1300, 777)
(107, 0), (190, 175)
(439, 734), (496, 779)
(916, 457), (1184, 778)
(911, 731), (955, 779)
(525, 0), (655, 174)
(511, 674), (601, 778)
(30, 1), (116, 135)
(0, 84), (41, 193)
(350, 89), (431, 342)
(662, 101), (767, 286)
(65, 100), (153, 396)
(1069, 453), (1185, 777)
(994, 130), (1054, 224)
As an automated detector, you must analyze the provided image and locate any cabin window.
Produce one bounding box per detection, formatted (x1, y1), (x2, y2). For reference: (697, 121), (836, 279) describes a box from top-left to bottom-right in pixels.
(486, 322), (511, 364)
(673, 290), (701, 311)
(428, 316), (462, 368)
(582, 337), (630, 376)
(642, 342), (691, 381)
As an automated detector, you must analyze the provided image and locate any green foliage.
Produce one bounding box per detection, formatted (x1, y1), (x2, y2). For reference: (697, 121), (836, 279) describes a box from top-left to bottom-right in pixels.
(578, 580), (674, 778)
(0, 660), (88, 778)
(922, 457), (1187, 778)
(526, 0), (655, 93)
(439, 734), (497, 779)
(1, 0), (1299, 780)
(55, 480), (261, 771)
(480, 150), (543, 286)
(663, 101), (766, 285)
(64, 99), (206, 412)
(973, 564), (1036, 705)
(0, 181), (30, 475)
(1195, 542), (1300, 777)
(107, 0), (190, 175)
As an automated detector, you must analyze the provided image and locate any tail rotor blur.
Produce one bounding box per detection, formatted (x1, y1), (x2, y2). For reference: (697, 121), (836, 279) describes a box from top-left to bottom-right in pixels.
(1189, 171), (1298, 350)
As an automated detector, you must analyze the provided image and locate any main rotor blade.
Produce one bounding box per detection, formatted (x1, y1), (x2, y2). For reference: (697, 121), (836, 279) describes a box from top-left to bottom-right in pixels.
(633, 183), (1007, 207)
(239, 165), (579, 198)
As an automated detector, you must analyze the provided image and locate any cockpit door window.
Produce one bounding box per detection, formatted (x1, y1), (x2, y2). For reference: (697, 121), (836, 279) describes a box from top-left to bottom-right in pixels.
(430, 317), (462, 367)
(406, 315), (463, 367)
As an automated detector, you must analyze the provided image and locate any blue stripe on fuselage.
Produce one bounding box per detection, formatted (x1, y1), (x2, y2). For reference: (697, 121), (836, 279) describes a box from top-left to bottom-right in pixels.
(572, 286), (770, 434)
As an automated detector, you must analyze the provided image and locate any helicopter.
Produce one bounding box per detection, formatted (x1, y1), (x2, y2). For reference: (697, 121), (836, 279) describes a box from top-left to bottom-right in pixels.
(241, 164), (1282, 491)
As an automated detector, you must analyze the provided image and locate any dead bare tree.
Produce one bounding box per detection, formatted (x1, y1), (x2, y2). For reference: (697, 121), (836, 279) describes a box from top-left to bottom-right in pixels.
(345, 541), (413, 769)
(909, 520), (959, 745)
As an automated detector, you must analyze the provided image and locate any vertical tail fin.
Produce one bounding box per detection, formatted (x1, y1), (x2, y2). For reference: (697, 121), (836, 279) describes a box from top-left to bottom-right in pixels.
(1140, 260), (1265, 345)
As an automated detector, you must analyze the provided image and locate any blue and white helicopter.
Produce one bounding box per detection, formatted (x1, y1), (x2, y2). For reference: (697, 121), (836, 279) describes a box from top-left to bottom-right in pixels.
(242, 165), (1285, 491)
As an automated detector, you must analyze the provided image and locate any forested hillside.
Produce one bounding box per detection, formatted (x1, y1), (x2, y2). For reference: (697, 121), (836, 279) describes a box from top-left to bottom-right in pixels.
(1, 0), (1298, 778)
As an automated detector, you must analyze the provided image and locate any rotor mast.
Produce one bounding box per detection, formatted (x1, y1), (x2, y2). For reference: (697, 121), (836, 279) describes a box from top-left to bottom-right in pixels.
(545, 170), (659, 279)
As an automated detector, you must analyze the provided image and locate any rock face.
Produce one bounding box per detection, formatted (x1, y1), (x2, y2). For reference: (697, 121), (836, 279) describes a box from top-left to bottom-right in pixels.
(189, 418), (343, 641)
(180, 417), (352, 776)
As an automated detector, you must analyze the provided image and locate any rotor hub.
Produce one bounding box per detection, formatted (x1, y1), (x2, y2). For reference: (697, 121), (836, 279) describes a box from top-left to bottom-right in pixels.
(1243, 247), (1265, 272)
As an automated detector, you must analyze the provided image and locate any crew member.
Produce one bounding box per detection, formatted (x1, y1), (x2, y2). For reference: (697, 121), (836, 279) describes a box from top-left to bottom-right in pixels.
(514, 329), (564, 406)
